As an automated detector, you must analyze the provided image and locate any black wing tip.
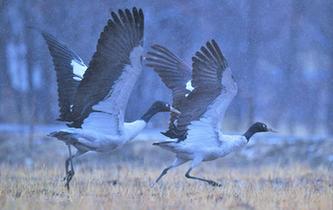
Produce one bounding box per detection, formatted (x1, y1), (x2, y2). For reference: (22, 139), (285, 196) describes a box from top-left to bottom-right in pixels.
(109, 7), (144, 18)
(138, 8), (144, 20)
(151, 44), (163, 49)
(109, 6), (144, 37)
(208, 39), (222, 53)
(150, 44), (172, 53)
(210, 39), (228, 67)
(41, 31), (64, 49)
(111, 11), (118, 18)
(201, 39), (218, 51)
(41, 31), (65, 44)
(195, 51), (204, 58)
(118, 9), (124, 14)
(205, 39), (223, 54)
(41, 31), (56, 42)
(204, 39), (216, 46)
(132, 7), (143, 13)
(131, 7), (144, 21)
(198, 39), (228, 66)
(191, 56), (199, 62)
(211, 39), (218, 46)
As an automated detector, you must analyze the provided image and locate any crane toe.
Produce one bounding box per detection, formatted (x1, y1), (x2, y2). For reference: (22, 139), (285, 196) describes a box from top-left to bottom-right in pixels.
(207, 180), (222, 187)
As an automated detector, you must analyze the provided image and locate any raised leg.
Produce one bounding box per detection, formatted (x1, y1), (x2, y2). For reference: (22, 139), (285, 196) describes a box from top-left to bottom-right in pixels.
(64, 146), (71, 179)
(64, 145), (86, 190)
(184, 157), (221, 187)
(154, 158), (187, 185)
(64, 145), (74, 190)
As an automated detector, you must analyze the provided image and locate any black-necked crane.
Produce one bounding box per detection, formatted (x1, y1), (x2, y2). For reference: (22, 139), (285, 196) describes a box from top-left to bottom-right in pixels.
(146, 40), (275, 186)
(43, 7), (180, 190)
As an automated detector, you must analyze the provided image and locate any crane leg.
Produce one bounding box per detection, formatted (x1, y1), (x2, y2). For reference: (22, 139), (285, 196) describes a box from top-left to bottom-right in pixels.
(153, 158), (187, 185)
(184, 157), (221, 187)
(63, 145), (86, 190)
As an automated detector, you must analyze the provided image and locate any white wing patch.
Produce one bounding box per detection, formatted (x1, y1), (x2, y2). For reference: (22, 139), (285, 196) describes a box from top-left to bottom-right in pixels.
(185, 80), (194, 97)
(71, 59), (87, 81)
(186, 80), (194, 91)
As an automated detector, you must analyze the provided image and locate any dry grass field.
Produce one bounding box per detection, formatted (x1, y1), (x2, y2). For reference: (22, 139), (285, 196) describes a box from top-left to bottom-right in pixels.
(0, 132), (332, 210)
(0, 163), (332, 210)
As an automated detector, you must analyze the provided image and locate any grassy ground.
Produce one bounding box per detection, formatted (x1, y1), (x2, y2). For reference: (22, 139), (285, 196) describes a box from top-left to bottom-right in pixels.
(0, 163), (332, 210)
(0, 133), (332, 209)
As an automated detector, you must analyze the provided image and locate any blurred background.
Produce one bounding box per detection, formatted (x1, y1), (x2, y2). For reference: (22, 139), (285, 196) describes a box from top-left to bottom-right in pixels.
(0, 0), (332, 167)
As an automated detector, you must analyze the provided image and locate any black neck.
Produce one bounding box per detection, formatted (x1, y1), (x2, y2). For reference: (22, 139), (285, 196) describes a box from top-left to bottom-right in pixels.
(140, 106), (159, 123)
(243, 128), (256, 142)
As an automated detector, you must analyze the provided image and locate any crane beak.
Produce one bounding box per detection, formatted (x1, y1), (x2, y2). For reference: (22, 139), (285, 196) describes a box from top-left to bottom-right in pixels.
(268, 128), (277, 133)
(170, 106), (181, 115)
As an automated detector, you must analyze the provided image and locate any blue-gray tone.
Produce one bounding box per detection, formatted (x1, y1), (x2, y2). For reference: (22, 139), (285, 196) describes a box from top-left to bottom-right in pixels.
(0, 0), (332, 136)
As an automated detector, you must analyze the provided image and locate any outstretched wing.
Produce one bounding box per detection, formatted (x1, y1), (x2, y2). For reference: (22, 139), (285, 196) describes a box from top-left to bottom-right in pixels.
(146, 44), (191, 98)
(145, 44), (191, 137)
(42, 32), (87, 122)
(69, 8), (144, 134)
(166, 40), (237, 140)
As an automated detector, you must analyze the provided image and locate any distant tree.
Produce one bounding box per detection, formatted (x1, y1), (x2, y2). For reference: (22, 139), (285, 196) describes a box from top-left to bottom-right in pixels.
(318, 1), (333, 134)
(0, 0), (27, 123)
(284, 0), (304, 133)
(244, 0), (261, 125)
(0, 0), (331, 134)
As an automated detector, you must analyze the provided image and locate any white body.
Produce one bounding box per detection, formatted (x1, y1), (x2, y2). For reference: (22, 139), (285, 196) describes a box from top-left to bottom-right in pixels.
(156, 68), (241, 162)
(60, 120), (146, 153)
(158, 134), (247, 162)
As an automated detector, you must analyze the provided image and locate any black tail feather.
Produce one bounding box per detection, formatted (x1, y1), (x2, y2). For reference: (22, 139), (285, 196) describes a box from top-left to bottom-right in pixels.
(152, 141), (176, 146)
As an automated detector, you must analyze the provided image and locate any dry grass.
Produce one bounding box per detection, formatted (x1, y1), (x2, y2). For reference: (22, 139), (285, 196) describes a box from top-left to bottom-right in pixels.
(0, 163), (332, 210)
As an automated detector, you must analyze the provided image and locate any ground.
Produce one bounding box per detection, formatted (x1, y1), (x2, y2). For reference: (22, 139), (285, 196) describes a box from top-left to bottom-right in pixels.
(0, 163), (332, 210)
(0, 130), (332, 210)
